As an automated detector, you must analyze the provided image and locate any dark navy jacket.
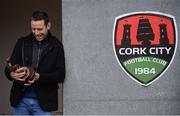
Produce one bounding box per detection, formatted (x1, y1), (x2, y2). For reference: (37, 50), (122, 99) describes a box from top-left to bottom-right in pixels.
(4, 32), (65, 111)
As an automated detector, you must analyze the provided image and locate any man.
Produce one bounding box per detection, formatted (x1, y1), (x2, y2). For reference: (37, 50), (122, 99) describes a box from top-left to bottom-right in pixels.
(4, 10), (65, 115)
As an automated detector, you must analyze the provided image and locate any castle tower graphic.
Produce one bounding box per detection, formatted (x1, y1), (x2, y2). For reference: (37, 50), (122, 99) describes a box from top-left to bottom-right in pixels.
(121, 24), (131, 46)
(159, 24), (169, 45)
(136, 19), (154, 46)
(120, 19), (170, 46)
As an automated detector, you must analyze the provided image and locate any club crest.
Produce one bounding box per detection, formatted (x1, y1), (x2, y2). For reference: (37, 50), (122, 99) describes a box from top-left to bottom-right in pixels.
(113, 11), (177, 86)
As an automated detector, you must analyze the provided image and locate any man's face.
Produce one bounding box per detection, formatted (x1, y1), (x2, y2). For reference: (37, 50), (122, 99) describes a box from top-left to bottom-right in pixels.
(31, 20), (51, 41)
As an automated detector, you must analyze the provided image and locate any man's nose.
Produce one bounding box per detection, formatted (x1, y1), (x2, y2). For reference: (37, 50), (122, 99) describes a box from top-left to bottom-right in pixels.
(34, 30), (40, 35)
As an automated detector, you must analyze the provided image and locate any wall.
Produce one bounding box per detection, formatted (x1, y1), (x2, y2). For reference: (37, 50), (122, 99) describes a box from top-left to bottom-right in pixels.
(0, 0), (63, 114)
(62, 0), (180, 115)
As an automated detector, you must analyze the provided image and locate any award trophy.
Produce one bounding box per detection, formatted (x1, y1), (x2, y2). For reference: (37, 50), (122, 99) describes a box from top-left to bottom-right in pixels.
(6, 59), (35, 84)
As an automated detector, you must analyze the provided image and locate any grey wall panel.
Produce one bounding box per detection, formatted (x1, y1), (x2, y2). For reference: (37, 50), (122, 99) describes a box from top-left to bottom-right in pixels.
(63, 0), (180, 115)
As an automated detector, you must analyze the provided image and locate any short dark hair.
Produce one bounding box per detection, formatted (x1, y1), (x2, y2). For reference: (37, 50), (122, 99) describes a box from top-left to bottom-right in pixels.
(31, 10), (50, 25)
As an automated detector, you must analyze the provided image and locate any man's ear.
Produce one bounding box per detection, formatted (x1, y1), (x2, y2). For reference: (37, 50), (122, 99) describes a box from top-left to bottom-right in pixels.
(47, 22), (51, 30)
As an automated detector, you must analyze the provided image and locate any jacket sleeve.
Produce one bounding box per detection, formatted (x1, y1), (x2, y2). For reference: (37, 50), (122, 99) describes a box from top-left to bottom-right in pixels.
(37, 43), (65, 84)
(4, 39), (23, 81)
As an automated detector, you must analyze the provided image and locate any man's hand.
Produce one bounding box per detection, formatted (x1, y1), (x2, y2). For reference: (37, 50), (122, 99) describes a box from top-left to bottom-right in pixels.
(10, 67), (27, 81)
(10, 66), (39, 86)
(24, 72), (40, 86)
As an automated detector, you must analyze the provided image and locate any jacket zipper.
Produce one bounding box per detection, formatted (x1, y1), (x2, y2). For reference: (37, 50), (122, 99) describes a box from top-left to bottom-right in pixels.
(36, 42), (41, 69)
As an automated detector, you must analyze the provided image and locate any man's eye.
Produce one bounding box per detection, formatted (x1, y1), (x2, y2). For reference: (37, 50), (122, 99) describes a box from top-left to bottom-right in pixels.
(33, 28), (43, 31)
(37, 29), (42, 31)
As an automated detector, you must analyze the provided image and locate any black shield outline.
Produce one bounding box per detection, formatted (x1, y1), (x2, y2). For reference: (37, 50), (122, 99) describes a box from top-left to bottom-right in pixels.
(113, 11), (178, 86)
